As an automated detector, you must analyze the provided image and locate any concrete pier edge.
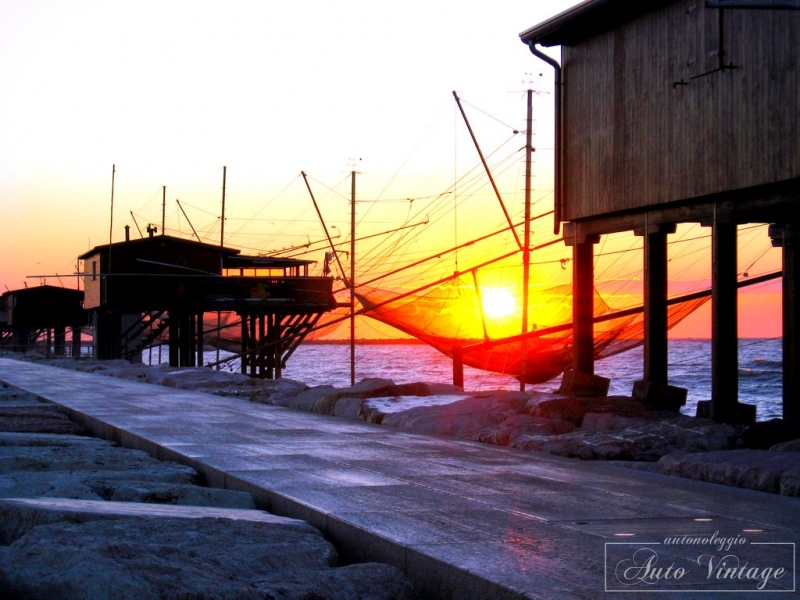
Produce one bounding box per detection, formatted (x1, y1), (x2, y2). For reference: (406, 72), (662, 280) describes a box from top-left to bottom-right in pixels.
(1, 358), (798, 599)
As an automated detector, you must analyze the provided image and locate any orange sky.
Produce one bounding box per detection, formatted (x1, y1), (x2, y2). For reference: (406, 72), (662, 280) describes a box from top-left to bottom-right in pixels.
(0, 1), (785, 340)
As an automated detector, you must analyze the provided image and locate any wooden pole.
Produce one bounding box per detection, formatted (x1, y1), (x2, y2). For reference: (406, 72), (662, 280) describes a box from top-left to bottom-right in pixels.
(520, 89), (533, 391)
(711, 219), (739, 421)
(781, 225), (799, 422)
(573, 238), (596, 375)
(217, 167), (226, 369)
(452, 91), (522, 249)
(643, 227), (671, 384)
(350, 170), (356, 387)
(453, 346), (464, 388)
(161, 186), (166, 235)
(302, 171), (348, 283)
(220, 166), (227, 247)
(108, 164), (115, 275)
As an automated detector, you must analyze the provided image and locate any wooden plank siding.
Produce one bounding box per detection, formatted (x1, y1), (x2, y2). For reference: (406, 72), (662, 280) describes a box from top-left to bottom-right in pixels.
(560, 0), (799, 223)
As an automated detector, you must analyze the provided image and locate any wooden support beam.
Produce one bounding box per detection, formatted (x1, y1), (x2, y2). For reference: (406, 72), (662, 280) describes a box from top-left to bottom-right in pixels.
(54, 326), (66, 357)
(275, 314), (284, 379)
(771, 223), (800, 423)
(453, 346), (464, 389)
(187, 313), (196, 367)
(642, 227), (672, 384)
(572, 237), (599, 375)
(784, 226), (799, 422)
(240, 316), (248, 375)
(71, 326), (82, 358)
(710, 221), (742, 421)
(196, 313), (204, 367)
(249, 315), (257, 378)
(168, 313), (179, 367)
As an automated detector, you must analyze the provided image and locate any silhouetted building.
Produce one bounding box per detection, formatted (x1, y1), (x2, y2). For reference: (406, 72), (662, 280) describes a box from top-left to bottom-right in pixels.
(1, 285), (86, 356)
(522, 0), (798, 423)
(79, 234), (336, 377)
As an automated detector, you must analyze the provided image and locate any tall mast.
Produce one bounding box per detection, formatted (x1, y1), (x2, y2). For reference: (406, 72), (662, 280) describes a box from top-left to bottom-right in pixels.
(220, 166), (227, 247)
(301, 171), (348, 282)
(520, 89), (533, 391)
(161, 186), (166, 235)
(452, 91), (522, 250)
(216, 166), (227, 370)
(108, 164), (115, 274)
(176, 200), (200, 241)
(350, 170), (356, 386)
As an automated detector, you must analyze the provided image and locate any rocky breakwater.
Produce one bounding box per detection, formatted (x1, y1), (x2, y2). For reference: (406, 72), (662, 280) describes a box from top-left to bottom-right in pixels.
(0, 382), (414, 600)
(253, 375), (800, 497)
(25, 356), (800, 497)
(258, 376), (747, 461)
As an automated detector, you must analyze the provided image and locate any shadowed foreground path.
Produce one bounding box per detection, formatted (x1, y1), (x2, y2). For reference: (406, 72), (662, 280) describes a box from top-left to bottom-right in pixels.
(0, 358), (797, 599)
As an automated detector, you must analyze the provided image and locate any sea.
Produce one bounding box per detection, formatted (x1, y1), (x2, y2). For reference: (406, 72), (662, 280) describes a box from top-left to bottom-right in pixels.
(159, 338), (784, 422)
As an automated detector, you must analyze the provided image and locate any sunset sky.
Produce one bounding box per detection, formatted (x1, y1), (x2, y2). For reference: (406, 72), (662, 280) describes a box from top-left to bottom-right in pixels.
(0, 0), (783, 339)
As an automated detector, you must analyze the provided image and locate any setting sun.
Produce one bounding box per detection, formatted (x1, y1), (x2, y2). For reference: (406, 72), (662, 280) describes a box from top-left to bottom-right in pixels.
(480, 288), (516, 319)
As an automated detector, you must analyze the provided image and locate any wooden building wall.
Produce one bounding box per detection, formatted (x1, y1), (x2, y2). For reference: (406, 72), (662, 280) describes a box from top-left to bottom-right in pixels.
(561, 0), (799, 223)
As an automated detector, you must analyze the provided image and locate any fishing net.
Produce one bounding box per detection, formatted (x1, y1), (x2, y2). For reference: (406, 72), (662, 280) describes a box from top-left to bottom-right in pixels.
(355, 278), (710, 383)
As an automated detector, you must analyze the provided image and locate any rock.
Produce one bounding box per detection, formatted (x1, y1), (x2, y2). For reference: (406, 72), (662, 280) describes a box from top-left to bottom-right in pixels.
(0, 386), (48, 406)
(370, 382), (432, 397)
(358, 403), (390, 424)
(771, 438), (800, 452)
(658, 450), (800, 496)
(0, 472), (253, 509)
(426, 382), (465, 395)
(580, 412), (640, 431)
(530, 395), (675, 426)
(511, 417), (741, 461)
(472, 414), (575, 446)
(332, 396), (368, 420)
(99, 482), (256, 508)
(310, 379), (402, 416)
(270, 385), (336, 410)
(740, 419), (800, 449)
(557, 369), (610, 397)
(245, 377), (308, 404)
(0, 434), (197, 484)
(0, 498), (414, 600)
(382, 392), (529, 439)
(612, 461), (661, 473)
(0, 471), (106, 501)
(160, 368), (251, 389)
(631, 380), (687, 411)
(780, 468), (800, 496)
(0, 406), (87, 435)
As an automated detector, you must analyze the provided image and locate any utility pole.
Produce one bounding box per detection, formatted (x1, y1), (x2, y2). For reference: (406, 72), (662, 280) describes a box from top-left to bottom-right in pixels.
(220, 166), (227, 247)
(108, 164), (116, 274)
(350, 169), (356, 387)
(161, 186), (166, 235)
(520, 89), (533, 391)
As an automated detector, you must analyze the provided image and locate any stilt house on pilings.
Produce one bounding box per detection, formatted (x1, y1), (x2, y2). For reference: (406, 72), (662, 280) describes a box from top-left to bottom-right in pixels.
(78, 233), (337, 378)
(521, 0), (799, 425)
(0, 286), (86, 356)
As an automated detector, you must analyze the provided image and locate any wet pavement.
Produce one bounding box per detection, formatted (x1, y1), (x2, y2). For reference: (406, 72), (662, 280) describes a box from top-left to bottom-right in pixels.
(0, 358), (797, 599)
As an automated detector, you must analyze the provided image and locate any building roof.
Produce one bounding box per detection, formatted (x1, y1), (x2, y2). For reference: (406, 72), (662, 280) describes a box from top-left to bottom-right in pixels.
(2, 284), (83, 299)
(519, 0), (674, 47)
(223, 255), (317, 269)
(77, 234), (241, 260)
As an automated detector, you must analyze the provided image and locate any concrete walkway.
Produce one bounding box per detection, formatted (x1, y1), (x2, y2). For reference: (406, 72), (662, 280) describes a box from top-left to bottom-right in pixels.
(0, 358), (797, 599)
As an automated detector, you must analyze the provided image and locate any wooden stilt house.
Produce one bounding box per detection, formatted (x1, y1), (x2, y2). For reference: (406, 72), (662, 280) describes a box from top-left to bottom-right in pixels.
(521, 0), (799, 423)
(79, 233), (336, 377)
